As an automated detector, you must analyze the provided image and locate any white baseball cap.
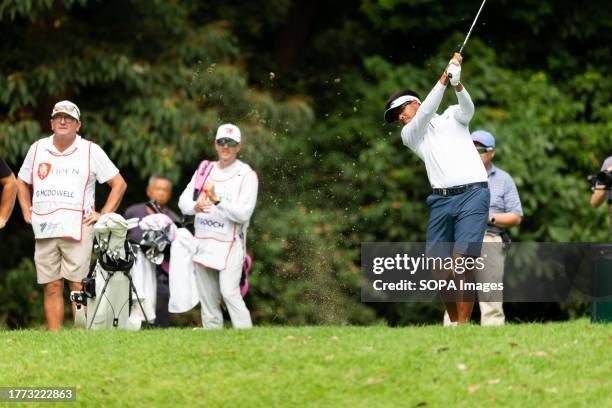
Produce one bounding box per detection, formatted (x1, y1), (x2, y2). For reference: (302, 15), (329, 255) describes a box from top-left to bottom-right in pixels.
(215, 124), (241, 143)
(51, 100), (80, 121)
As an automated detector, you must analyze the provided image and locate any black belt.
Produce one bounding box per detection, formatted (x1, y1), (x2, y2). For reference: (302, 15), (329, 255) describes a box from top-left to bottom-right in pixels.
(432, 182), (488, 197)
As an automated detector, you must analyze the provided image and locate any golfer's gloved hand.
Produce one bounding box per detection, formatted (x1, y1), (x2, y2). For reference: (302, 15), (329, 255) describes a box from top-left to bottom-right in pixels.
(446, 61), (461, 86)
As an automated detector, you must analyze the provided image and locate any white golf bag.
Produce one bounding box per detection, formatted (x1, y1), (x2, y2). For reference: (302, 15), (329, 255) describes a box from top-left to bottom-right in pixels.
(72, 213), (150, 330)
(130, 212), (178, 324)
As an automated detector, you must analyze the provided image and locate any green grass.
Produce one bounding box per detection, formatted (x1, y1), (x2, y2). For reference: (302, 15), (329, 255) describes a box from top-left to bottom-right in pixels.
(0, 320), (611, 407)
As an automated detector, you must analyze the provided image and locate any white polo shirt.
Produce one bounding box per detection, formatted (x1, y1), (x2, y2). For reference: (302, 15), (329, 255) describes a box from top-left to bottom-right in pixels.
(401, 82), (487, 188)
(19, 135), (119, 215)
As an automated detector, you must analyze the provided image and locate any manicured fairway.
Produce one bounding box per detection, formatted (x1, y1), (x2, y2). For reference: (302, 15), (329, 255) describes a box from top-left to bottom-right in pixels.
(1, 321), (610, 406)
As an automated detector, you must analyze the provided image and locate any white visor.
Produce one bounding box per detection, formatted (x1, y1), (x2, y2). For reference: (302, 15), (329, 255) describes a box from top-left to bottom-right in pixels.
(384, 95), (422, 122)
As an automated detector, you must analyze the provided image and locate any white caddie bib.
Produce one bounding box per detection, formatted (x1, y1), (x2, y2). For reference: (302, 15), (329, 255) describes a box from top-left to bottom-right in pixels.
(31, 137), (91, 240)
(193, 162), (251, 270)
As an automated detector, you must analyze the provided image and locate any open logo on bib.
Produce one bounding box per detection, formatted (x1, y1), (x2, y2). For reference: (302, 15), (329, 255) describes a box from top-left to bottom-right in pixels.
(37, 163), (51, 180)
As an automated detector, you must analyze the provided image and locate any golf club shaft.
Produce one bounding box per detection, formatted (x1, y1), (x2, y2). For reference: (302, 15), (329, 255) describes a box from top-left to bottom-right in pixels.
(459, 0), (487, 54)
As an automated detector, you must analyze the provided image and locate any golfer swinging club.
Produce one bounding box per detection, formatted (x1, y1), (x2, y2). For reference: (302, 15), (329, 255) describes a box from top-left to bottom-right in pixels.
(384, 53), (490, 325)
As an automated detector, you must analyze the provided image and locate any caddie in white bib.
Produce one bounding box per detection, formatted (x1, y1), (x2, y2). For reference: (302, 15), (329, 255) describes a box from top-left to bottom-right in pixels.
(31, 136), (91, 240)
(193, 163), (252, 270)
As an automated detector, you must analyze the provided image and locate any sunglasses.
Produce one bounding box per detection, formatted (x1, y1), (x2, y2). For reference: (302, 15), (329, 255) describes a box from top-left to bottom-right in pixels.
(476, 146), (493, 154)
(216, 138), (239, 147)
(52, 114), (77, 123)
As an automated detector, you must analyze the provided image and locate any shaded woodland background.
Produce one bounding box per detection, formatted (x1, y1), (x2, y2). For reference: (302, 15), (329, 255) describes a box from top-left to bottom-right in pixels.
(1, 0), (611, 327)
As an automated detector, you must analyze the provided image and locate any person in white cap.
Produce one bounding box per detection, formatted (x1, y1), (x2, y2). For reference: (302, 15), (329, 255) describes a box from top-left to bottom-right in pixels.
(177, 123), (258, 329)
(384, 53), (490, 325)
(16, 100), (127, 331)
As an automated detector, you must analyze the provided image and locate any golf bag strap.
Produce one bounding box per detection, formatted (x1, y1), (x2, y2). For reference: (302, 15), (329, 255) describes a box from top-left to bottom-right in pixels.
(193, 160), (216, 200)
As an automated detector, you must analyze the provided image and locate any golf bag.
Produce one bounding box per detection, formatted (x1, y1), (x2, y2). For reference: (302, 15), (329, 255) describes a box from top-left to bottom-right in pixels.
(130, 212), (178, 325)
(71, 213), (150, 330)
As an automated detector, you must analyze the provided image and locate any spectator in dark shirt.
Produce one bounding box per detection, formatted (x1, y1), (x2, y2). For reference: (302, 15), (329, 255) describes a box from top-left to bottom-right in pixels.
(124, 175), (180, 242)
(124, 175), (180, 327)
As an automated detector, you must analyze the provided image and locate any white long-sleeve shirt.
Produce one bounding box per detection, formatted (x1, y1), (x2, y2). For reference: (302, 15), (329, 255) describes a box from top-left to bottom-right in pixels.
(178, 160), (258, 225)
(401, 82), (487, 188)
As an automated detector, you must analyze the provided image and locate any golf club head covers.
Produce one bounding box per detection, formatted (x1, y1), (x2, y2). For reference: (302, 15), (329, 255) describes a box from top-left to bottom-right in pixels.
(139, 213), (178, 265)
(94, 213), (136, 260)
